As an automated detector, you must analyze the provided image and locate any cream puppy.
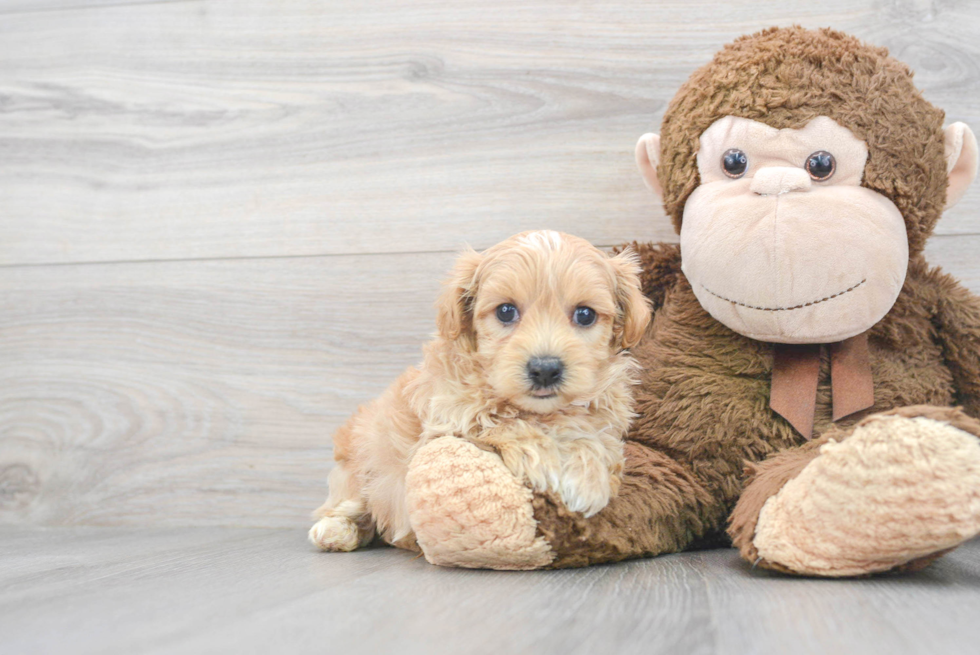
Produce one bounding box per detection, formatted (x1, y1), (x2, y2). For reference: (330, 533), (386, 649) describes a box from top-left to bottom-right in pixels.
(309, 231), (651, 552)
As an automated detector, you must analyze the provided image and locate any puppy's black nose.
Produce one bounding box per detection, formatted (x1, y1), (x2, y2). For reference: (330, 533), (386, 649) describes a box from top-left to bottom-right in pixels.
(527, 357), (564, 389)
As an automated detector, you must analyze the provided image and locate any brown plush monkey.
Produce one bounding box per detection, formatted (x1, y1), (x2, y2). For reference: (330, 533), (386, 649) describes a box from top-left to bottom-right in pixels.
(404, 26), (980, 575)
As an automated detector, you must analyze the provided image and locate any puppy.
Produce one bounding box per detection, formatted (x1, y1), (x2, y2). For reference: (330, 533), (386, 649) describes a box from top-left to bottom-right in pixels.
(309, 230), (651, 552)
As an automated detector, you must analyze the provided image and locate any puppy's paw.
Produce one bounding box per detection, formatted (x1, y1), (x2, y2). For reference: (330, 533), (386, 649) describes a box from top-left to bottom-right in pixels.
(558, 485), (609, 518)
(308, 516), (362, 552)
(554, 438), (624, 517)
(558, 460), (618, 518)
(493, 440), (560, 495)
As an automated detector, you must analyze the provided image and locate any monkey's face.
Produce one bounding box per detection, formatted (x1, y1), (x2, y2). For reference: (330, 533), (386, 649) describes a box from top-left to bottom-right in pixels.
(679, 116), (908, 344)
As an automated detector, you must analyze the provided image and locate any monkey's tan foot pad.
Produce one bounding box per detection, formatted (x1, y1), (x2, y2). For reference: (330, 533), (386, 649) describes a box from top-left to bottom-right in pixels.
(406, 436), (555, 570)
(753, 413), (980, 577)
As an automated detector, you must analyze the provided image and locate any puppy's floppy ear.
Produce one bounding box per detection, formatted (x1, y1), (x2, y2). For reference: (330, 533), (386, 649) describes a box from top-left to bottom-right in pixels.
(436, 248), (482, 348)
(609, 248), (652, 349)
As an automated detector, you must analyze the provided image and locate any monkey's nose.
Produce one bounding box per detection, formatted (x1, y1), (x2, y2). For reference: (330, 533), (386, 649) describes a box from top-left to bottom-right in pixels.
(750, 167), (812, 196)
(527, 357), (564, 389)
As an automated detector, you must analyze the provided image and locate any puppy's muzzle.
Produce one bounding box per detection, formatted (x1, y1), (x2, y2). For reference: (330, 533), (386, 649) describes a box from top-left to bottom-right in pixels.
(527, 356), (564, 391)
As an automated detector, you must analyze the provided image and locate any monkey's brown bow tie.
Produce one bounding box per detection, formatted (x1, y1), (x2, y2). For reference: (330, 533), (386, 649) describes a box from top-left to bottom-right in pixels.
(769, 332), (875, 440)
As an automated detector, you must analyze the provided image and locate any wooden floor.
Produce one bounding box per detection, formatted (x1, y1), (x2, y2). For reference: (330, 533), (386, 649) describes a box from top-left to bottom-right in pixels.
(3, 527), (980, 655)
(2, 1), (980, 652)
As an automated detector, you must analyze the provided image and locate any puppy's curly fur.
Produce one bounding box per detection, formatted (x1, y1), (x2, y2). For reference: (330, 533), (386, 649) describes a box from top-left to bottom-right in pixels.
(309, 231), (651, 552)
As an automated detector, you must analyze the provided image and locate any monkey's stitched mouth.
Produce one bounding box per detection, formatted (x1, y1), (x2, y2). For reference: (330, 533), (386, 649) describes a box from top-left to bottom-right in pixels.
(700, 279), (867, 312)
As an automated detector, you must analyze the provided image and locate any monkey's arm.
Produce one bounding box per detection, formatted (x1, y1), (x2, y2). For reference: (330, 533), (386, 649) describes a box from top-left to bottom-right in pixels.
(531, 441), (718, 568)
(933, 271), (980, 418)
(405, 437), (719, 569)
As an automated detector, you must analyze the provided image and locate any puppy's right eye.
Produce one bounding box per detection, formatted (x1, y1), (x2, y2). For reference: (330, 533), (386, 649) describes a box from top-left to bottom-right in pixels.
(495, 303), (519, 324)
(572, 306), (597, 327)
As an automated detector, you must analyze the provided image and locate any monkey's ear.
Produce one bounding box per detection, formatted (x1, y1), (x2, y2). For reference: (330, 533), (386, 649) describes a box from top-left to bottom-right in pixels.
(436, 249), (482, 349)
(635, 133), (663, 200)
(944, 122), (978, 209)
(609, 248), (653, 350)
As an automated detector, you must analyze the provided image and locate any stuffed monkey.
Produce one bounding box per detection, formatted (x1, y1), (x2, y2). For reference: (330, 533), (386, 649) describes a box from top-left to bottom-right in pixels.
(404, 26), (980, 575)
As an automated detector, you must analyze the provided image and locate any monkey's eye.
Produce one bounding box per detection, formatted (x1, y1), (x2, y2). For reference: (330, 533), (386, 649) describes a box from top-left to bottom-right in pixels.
(495, 303), (519, 324)
(721, 148), (748, 178)
(805, 151), (836, 180)
(572, 306), (597, 327)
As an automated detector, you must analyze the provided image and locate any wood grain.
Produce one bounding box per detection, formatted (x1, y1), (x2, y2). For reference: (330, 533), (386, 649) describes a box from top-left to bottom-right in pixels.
(0, 0), (978, 266)
(2, 526), (980, 655)
(0, 236), (977, 528)
(0, 250), (454, 527)
(925, 234), (980, 291)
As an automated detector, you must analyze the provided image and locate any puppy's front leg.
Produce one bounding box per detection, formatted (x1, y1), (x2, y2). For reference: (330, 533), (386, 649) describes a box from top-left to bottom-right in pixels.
(555, 434), (624, 517)
(475, 422), (562, 500)
(474, 423), (623, 518)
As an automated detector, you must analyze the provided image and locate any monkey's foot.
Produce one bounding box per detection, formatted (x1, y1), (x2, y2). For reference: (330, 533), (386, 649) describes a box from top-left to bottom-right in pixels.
(753, 409), (980, 576)
(405, 436), (555, 570)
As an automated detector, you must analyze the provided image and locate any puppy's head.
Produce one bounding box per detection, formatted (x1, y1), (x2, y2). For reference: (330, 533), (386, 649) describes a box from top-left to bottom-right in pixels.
(436, 230), (651, 413)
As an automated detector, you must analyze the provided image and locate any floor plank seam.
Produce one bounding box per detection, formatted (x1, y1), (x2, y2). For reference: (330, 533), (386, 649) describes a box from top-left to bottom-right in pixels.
(0, 243), (661, 270)
(0, 0), (201, 19)
(1, 232), (975, 271)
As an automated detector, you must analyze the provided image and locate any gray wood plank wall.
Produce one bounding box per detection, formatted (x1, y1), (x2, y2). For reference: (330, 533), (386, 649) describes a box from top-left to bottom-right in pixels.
(1, 0), (978, 528)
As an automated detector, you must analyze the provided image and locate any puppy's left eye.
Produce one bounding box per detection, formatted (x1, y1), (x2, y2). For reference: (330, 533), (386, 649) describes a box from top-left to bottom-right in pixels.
(572, 306), (597, 327)
(495, 303), (519, 324)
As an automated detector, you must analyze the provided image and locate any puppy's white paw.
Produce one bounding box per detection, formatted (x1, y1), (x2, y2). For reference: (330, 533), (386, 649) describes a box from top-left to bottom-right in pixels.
(308, 516), (361, 552)
(558, 465), (614, 518)
(495, 441), (561, 496)
(495, 437), (620, 518)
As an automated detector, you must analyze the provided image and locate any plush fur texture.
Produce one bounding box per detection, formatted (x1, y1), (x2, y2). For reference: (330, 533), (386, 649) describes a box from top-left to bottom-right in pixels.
(732, 406), (980, 576)
(751, 411), (980, 576)
(399, 27), (980, 576)
(309, 231), (651, 552)
(657, 26), (948, 257)
(407, 436), (555, 570)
